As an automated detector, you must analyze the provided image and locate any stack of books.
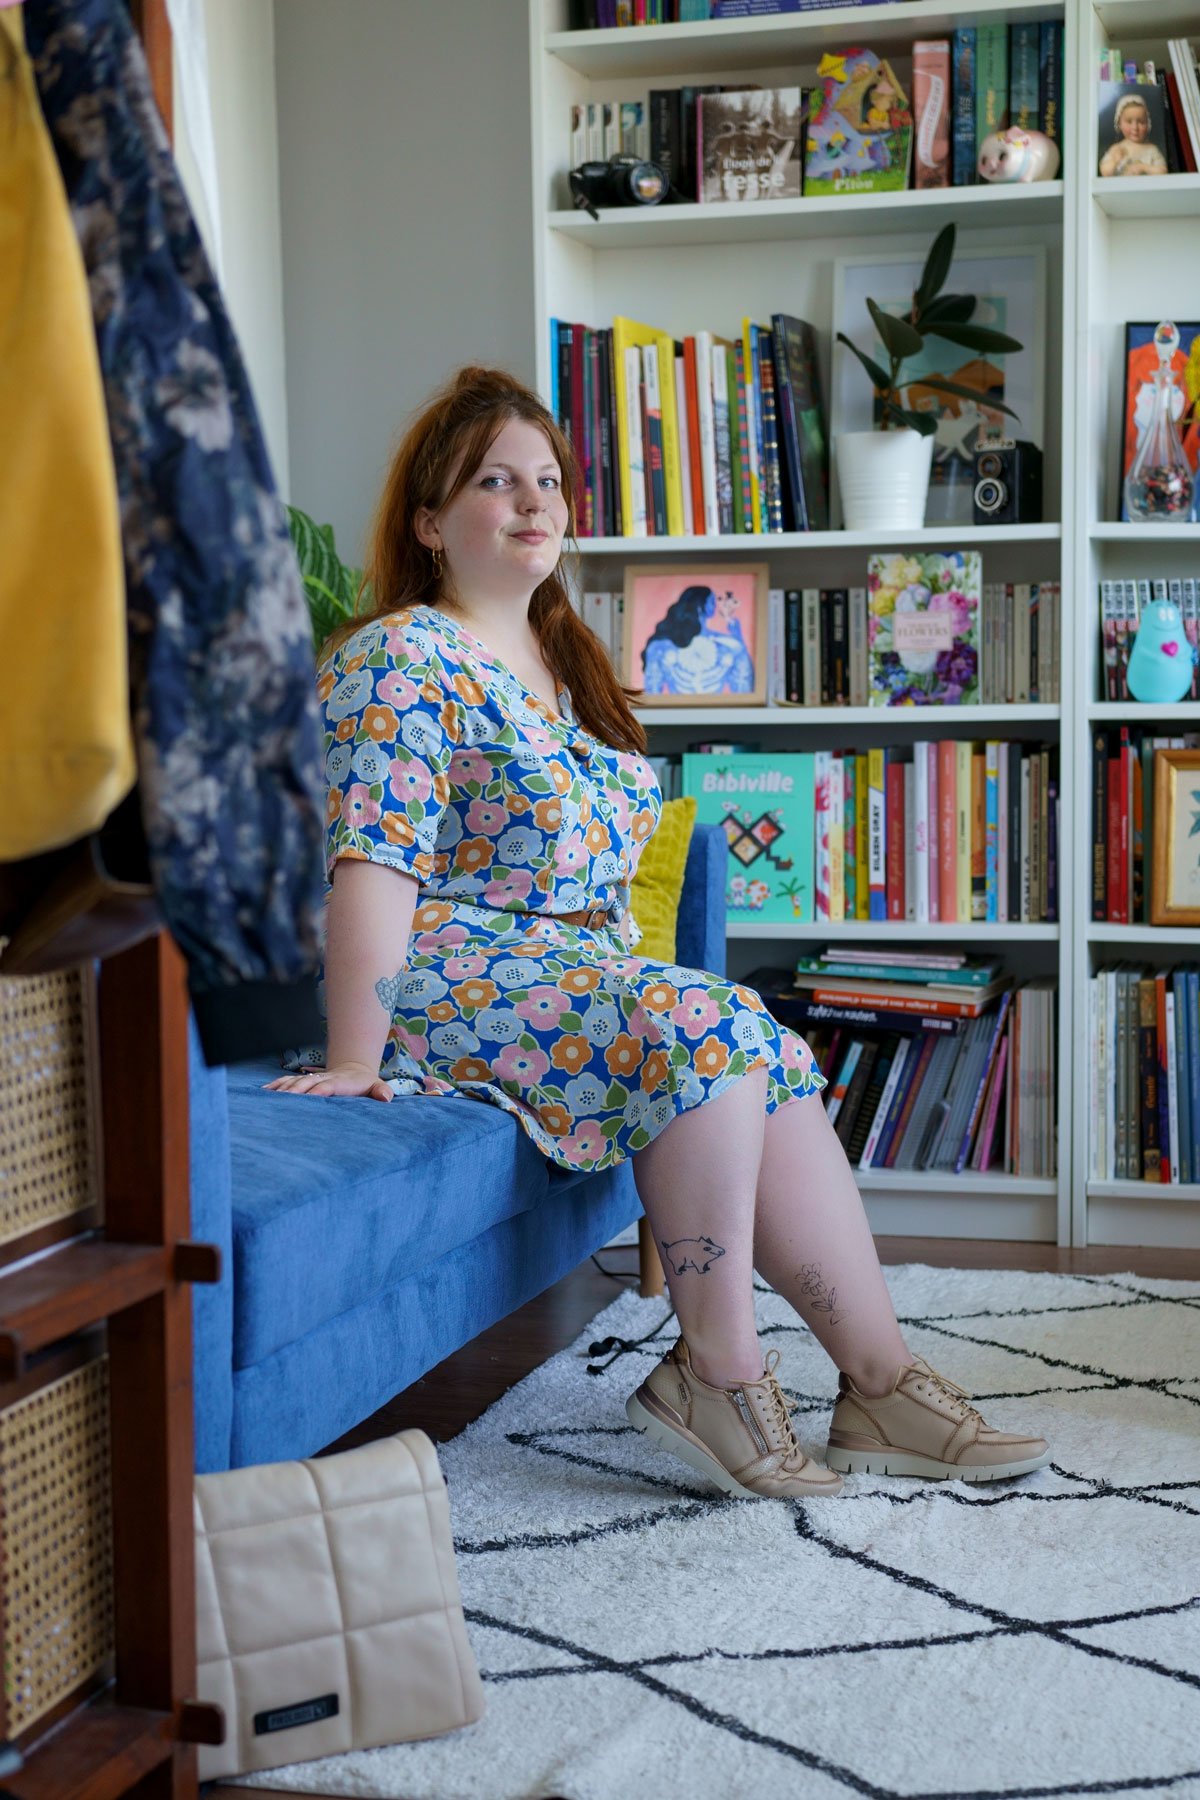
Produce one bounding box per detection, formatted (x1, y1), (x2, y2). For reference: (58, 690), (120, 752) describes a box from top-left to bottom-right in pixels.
(751, 957), (1056, 1179)
(1090, 964), (1200, 1184)
(1090, 728), (1200, 925)
(1099, 579), (1200, 702)
(549, 312), (828, 537)
(1097, 40), (1200, 173)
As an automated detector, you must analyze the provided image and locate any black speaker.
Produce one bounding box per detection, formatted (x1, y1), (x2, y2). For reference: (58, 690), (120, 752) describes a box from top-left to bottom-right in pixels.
(972, 438), (1044, 525)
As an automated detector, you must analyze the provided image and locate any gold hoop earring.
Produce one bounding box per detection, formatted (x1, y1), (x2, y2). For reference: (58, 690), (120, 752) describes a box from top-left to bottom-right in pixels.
(431, 546), (443, 581)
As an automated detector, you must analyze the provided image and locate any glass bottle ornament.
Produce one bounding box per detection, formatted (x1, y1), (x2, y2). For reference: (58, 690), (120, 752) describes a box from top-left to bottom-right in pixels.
(1123, 321), (1195, 522)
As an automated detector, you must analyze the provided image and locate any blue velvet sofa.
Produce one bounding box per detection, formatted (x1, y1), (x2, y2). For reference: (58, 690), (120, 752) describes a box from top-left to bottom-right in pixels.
(189, 822), (726, 1473)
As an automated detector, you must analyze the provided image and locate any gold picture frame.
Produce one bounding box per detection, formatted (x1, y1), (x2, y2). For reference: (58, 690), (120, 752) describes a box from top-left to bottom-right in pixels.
(621, 562), (770, 707)
(1151, 748), (1200, 926)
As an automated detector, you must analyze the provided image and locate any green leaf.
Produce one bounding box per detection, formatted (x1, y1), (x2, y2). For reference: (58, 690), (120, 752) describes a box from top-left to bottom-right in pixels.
(867, 298), (923, 362)
(924, 321), (1024, 355)
(916, 375), (1019, 418)
(559, 1011), (583, 1032)
(605, 1081), (627, 1108)
(286, 503), (361, 652)
(914, 222), (956, 314)
(884, 406), (939, 437)
(836, 332), (892, 393)
(918, 293), (976, 326)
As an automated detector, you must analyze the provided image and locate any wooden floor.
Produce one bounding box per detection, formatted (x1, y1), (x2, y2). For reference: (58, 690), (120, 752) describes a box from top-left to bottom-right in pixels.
(209, 1233), (1200, 1800)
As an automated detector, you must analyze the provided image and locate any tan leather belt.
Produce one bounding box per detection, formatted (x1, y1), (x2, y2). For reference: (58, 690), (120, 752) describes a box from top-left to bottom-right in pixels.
(553, 906), (615, 928)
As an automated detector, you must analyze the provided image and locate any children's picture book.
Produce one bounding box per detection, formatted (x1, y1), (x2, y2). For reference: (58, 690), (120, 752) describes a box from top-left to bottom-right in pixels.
(1119, 321), (1200, 521)
(804, 48), (913, 196)
(682, 751), (815, 924)
(698, 88), (803, 203)
(867, 551), (982, 706)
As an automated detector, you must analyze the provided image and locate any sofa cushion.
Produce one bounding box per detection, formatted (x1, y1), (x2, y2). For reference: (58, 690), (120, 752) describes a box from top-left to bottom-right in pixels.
(224, 1060), (552, 1368)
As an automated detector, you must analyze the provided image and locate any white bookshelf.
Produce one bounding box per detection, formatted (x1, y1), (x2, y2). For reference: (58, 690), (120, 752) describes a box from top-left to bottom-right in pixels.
(530, 0), (1200, 1250)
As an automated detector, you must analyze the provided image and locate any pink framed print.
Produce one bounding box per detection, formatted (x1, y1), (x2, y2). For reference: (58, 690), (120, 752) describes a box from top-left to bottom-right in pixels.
(621, 563), (769, 706)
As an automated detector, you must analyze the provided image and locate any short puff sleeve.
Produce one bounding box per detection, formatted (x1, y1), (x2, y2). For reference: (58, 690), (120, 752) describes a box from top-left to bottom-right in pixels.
(319, 612), (463, 883)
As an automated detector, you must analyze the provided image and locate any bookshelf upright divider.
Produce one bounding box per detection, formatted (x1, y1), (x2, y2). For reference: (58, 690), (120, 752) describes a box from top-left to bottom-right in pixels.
(530, 0), (1200, 1250)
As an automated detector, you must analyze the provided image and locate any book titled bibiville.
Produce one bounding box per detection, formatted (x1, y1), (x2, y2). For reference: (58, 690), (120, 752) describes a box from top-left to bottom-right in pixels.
(682, 751), (815, 924)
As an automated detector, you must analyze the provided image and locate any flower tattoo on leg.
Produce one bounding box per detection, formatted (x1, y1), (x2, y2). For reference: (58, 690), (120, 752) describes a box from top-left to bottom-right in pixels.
(796, 1262), (846, 1328)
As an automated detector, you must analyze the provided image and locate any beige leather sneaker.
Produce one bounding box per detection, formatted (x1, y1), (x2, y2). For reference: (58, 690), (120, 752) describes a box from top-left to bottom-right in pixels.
(826, 1353), (1051, 1482)
(626, 1337), (844, 1499)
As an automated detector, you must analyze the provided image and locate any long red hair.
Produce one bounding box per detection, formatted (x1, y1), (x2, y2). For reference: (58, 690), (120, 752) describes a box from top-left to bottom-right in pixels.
(333, 365), (647, 755)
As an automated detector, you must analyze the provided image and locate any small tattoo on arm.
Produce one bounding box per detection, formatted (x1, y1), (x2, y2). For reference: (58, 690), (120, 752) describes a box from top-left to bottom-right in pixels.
(375, 969), (405, 1014)
(661, 1235), (727, 1275)
(795, 1262), (846, 1328)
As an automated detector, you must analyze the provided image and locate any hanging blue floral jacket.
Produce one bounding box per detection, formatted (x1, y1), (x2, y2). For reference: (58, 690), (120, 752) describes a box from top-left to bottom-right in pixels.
(25, 0), (325, 1064)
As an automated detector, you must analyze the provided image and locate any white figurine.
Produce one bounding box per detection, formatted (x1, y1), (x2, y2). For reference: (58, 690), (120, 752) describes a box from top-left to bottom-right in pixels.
(977, 126), (1061, 183)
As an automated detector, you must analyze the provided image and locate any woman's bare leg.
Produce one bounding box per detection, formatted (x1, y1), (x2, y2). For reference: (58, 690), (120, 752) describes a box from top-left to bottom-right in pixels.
(632, 1066), (769, 1389)
(753, 1093), (913, 1397)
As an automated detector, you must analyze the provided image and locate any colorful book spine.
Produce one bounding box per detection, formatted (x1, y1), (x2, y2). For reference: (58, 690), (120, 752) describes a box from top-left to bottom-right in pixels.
(758, 333), (786, 533)
(829, 752), (845, 924)
(1038, 21), (1062, 148)
(955, 740), (973, 924)
(1174, 970), (1193, 1185)
(970, 746), (987, 922)
(1009, 22), (1039, 131)
(885, 752), (906, 921)
(854, 753), (870, 921)
(683, 337), (706, 536)
(938, 738), (957, 923)
(927, 736), (940, 923)
(973, 1031), (1009, 1171)
(913, 741), (931, 924)
(975, 23), (1009, 156)
(867, 746), (886, 922)
(725, 346), (744, 537)
(843, 755), (858, 921)
(734, 343), (754, 533)
(913, 39), (951, 189)
(642, 343), (667, 535)
(952, 28), (977, 184)
(710, 341), (733, 536)
(746, 320), (768, 533)
(622, 343), (648, 538)
(860, 1038), (909, 1169)
(814, 749), (832, 921)
(694, 329), (720, 537)
(985, 740), (1000, 923)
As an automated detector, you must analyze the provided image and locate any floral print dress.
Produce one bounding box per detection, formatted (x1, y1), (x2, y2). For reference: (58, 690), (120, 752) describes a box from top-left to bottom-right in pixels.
(314, 604), (825, 1172)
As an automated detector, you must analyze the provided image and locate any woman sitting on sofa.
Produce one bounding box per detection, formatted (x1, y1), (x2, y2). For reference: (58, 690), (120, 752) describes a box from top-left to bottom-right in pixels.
(267, 364), (1049, 1498)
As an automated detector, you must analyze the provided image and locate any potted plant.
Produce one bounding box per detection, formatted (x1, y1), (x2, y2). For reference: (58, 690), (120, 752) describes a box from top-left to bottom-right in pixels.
(835, 222), (1024, 531)
(286, 504), (365, 654)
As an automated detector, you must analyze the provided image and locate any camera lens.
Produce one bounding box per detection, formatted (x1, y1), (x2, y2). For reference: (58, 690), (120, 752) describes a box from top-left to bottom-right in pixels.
(614, 160), (668, 205)
(974, 476), (1007, 514)
(977, 452), (1004, 479)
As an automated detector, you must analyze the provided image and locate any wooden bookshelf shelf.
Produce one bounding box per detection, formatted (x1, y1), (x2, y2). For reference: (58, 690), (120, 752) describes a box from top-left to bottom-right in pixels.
(576, 525), (1064, 554)
(549, 182), (1064, 250)
(635, 703), (1060, 727)
(1, 1704), (174, 1800)
(0, 1240), (170, 1379)
(1092, 173), (1200, 220)
(728, 920), (1060, 941)
(546, 0), (1066, 79)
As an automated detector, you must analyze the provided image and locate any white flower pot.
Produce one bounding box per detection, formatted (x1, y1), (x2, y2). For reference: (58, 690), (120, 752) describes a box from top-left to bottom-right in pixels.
(836, 428), (935, 531)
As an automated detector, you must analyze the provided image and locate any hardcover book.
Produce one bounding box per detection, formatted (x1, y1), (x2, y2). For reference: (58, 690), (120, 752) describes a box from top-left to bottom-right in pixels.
(682, 752), (815, 925)
(698, 88), (803, 203)
(866, 550), (982, 707)
(769, 314), (830, 531)
(805, 48), (913, 197)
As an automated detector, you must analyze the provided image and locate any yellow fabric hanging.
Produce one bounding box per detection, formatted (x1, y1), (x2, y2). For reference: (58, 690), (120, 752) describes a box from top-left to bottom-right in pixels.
(0, 6), (135, 860)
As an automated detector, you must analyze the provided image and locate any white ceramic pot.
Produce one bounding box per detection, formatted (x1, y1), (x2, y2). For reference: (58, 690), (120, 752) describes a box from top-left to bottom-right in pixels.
(836, 427), (935, 531)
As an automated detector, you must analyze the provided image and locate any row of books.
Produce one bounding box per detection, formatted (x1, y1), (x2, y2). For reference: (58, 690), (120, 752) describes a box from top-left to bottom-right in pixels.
(1100, 579), (1200, 703)
(549, 313), (829, 540)
(566, 2), (920, 29)
(1090, 730), (1200, 926)
(1097, 41), (1200, 176)
(752, 960), (1056, 1179)
(576, 570), (1058, 709)
(927, 24), (1064, 190)
(673, 741), (1060, 924)
(1089, 964), (1200, 1185)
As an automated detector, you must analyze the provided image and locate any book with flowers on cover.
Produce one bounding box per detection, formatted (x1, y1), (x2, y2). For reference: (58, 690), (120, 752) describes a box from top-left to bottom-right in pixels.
(867, 550), (981, 707)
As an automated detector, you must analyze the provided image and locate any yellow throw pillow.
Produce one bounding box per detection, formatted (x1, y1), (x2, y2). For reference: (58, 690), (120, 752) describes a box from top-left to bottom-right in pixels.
(629, 796), (697, 963)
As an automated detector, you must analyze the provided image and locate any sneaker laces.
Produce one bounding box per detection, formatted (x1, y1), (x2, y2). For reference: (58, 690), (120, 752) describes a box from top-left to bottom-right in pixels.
(912, 1360), (985, 1426)
(760, 1349), (807, 1464)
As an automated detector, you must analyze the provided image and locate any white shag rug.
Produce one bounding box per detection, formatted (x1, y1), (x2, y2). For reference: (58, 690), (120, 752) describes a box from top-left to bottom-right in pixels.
(236, 1264), (1200, 1800)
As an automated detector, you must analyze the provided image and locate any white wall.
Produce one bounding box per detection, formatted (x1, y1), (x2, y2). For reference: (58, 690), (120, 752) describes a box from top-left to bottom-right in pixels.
(173, 0), (291, 493)
(274, 0), (537, 563)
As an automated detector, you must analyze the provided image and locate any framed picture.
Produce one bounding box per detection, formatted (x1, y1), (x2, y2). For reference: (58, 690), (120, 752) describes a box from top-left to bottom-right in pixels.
(1097, 81), (1171, 179)
(1118, 322), (1200, 522)
(622, 563), (769, 705)
(1151, 749), (1200, 926)
(831, 246), (1045, 526)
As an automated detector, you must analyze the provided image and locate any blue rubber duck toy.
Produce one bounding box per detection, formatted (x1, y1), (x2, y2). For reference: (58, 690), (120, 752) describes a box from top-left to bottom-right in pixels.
(1127, 597), (1198, 704)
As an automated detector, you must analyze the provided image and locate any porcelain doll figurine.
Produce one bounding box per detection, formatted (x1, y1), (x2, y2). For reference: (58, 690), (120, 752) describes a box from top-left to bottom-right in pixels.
(977, 126), (1060, 183)
(1126, 597), (1199, 704)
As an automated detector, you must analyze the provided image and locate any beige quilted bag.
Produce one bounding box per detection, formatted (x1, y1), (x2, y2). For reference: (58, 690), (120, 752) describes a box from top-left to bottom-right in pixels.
(193, 1430), (485, 1780)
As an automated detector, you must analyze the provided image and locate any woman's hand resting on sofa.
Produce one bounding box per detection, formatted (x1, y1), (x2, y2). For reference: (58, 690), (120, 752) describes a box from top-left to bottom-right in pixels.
(264, 1061), (393, 1102)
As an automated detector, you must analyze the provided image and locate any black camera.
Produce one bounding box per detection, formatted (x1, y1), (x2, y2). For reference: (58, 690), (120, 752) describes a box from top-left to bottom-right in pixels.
(972, 438), (1044, 525)
(569, 155), (672, 219)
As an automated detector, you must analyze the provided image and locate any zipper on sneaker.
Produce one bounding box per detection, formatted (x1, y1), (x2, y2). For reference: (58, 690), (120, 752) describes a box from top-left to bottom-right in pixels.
(731, 1389), (772, 1458)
